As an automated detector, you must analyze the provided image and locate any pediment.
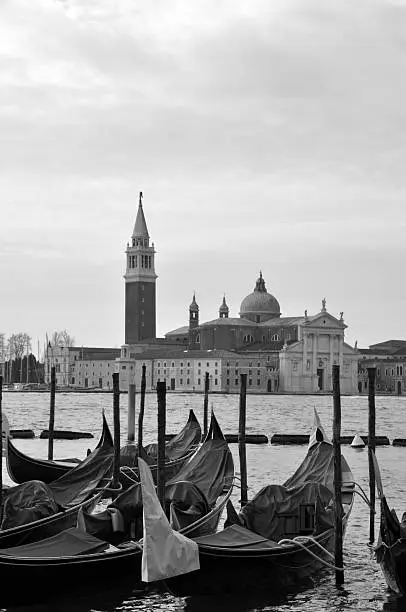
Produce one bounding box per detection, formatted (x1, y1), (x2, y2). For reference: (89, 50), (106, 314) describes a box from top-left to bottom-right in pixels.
(304, 311), (346, 330)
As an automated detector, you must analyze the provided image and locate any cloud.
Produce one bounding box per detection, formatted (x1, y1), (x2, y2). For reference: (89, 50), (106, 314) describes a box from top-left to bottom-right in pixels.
(1, 0), (406, 347)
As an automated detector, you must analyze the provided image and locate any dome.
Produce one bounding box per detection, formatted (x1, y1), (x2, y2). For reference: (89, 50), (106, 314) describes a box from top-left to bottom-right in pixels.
(239, 273), (280, 321)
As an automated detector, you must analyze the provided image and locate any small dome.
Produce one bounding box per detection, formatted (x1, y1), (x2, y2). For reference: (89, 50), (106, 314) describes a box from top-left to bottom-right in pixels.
(239, 273), (280, 321)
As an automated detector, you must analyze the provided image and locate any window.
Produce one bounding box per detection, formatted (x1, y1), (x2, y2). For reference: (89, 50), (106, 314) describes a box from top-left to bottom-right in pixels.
(157, 369), (160, 375)
(249, 379), (252, 386)
(243, 334), (254, 343)
(198, 369), (201, 375)
(206, 362), (209, 367)
(171, 362), (175, 367)
(227, 369), (230, 375)
(249, 362), (252, 367)
(187, 362), (190, 367)
(122, 365), (126, 370)
(180, 362), (184, 367)
(215, 369), (218, 375)
(180, 369), (183, 375)
(236, 362), (239, 367)
(180, 379), (183, 385)
(187, 378), (190, 385)
(164, 362), (167, 367)
(198, 378), (201, 385)
(271, 334), (280, 341)
(226, 379), (230, 386)
(198, 362), (201, 367)
(292, 361), (298, 371)
(257, 379), (261, 386)
(215, 379), (218, 385)
(235, 378), (238, 385)
(257, 362), (260, 368)
(249, 370), (252, 375)
(71, 377), (75, 384)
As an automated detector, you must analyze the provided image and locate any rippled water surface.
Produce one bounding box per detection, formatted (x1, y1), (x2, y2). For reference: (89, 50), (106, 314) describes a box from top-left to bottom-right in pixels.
(2, 391), (406, 612)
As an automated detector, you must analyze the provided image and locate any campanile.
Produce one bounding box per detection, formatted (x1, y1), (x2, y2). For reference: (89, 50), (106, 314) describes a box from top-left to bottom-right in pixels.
(124, 192), (157, 343)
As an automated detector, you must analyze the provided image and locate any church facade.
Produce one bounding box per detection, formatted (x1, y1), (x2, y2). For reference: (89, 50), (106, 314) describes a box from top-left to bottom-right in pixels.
(118, 196), (360, 394)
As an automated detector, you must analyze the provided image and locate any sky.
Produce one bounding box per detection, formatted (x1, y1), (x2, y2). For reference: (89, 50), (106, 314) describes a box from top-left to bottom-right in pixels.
(1, 0), (406, 356)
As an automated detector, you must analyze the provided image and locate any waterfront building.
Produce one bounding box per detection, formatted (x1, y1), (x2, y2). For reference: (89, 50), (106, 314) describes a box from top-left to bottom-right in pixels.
(119, 197), (360, 394)
(45, 346), (120, 389)
(358, 340), (406, 394)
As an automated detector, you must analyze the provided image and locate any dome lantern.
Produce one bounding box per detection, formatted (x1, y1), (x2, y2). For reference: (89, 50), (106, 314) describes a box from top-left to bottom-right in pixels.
(239, 272), (281, 323)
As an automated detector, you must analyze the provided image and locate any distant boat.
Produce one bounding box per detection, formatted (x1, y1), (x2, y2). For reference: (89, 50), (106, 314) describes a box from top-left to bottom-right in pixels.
(351, 434), (365, 449)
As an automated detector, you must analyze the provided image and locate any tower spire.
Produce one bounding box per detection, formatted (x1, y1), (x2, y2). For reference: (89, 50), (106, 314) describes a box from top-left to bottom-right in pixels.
(132, 191), (149, 239)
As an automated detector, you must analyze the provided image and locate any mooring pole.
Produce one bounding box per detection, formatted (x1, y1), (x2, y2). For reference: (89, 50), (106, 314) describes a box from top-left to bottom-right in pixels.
(47, 366), (56, 460)
(203, 372), (209, 439)
(239, 373), (248, 507)
(112, 372), (121, 496)
(138, 365), (146, 450)
(332, 364), (344, 586)
(157, 381), (166, 509)
(368, 366), (376, 544)
(0, 375), (3, 521)
(127, 383), (136, 444)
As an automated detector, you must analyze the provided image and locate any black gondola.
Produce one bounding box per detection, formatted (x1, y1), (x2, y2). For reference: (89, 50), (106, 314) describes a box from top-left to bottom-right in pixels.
(119, 409), (202, 489)
(166, 416), (355, 597)
(372, 451), (406, 596)
(0, 412), (233, 605)
(6, 412), (113, 485)
(0, 420), (114, 549)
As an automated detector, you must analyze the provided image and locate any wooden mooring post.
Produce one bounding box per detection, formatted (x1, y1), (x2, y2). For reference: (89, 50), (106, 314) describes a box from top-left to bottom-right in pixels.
(368, 367), (376, 544)
(238, 373), (248, 507)
(112, 373), (121, 496)
(47, 366), (56, 460)
(332, 364), (344, 586)
(157, 381), (166, 509)
(127, 383), (136, 444)
(203, 372), (209, 439)
(0, 375), (3, 522)
(138, 365), (146, 450)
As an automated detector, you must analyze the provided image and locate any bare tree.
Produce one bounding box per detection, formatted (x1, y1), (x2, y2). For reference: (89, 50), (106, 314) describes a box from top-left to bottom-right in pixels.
(49, 330), (75, 348)
(8, 333), (31, 360)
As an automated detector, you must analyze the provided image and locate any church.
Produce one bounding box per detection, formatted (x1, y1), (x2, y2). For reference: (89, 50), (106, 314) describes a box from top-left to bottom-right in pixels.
(118, 195), (360, 394)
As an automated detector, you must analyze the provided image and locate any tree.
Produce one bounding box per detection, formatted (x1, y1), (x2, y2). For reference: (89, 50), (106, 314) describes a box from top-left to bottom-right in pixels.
(49, 330), (75, 348)
(8, 333), (31, 360)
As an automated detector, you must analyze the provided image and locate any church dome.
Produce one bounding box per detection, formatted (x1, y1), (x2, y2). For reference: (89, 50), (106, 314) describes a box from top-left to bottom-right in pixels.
(239, 273), (280, 321)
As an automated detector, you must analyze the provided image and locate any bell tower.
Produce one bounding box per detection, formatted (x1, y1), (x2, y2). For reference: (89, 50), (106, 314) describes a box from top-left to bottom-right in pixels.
(124, 192), (157, 344)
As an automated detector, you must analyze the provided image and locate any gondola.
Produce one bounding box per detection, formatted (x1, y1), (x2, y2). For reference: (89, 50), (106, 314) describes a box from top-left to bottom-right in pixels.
(0, 412), (233, 605)
(119, 409), (202, 490)
(6, 409), (200, 488)
(166, 413), (355, 597)
(372, 452), (406, 596)
(6, 413), (114, 484)
(0, 421), (114, 549)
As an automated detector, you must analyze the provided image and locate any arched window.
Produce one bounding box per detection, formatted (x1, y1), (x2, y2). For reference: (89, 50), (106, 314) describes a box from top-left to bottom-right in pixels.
(271, 334), (280, 341)
(195, 334), (200, 343)
(243, 334), (254, 344)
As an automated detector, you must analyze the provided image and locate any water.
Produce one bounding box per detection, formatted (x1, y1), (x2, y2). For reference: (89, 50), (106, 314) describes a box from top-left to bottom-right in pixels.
(2, 391), (406, 612)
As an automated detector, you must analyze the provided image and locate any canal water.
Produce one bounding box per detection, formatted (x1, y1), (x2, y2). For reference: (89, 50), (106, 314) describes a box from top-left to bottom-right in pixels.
(2, 391), (406, 612)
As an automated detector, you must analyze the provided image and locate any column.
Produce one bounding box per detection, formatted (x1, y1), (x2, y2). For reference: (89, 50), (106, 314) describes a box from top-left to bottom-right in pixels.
(312, 333), (318, 374)
(329, 334), (334, 390)
(302, 332), (307, 375)
(339, 335), (344, 370)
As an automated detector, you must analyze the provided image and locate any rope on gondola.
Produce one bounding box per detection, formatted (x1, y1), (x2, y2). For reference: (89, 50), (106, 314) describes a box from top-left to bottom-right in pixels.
(277, 536), (345, 572)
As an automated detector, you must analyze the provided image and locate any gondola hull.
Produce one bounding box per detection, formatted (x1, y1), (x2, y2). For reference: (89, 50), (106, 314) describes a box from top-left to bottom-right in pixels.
(167, 516), (351, 597)
(6, 413), (113, 485)
(0, 544), (142, 605)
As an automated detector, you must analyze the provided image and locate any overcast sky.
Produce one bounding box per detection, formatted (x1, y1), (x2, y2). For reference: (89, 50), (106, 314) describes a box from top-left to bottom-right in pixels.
(1, 0), (406, 355)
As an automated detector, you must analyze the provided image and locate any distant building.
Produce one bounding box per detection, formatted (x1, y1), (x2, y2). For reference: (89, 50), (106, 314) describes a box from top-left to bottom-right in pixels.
(45, 346), (120, 389)
(358, 340), (406, 394)
(119, 197), (360, 394)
